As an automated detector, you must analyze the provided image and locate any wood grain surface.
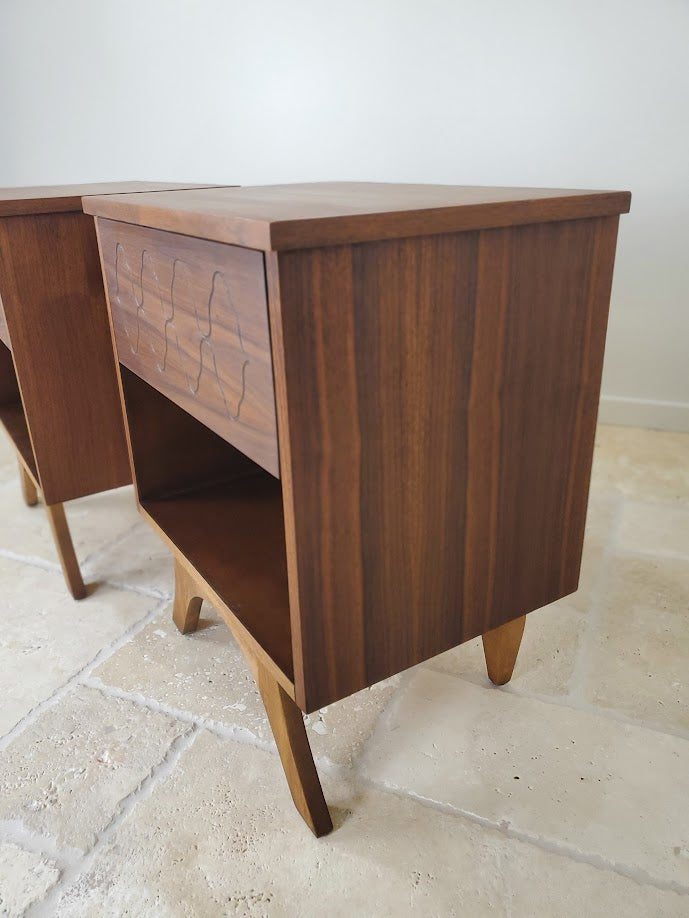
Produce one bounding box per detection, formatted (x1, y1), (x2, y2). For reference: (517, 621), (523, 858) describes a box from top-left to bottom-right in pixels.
(268, 217), (621, 711)
(44, 502), (87, 600)
(0, 212), (131, 503)
(0, 342), (19, 405)
(0, 403), (38, 482)
(142, 475), (293, 682)
(482, 615), (527, 685)
(0, 181), (221, 217)
(98, 218), (279, 476)
(18, 461), (38, 506)
(115, 368), (294, 692)
(82, 182), (631, 251)
(255, 659), (332, 836)
(117, 368), (258, 502)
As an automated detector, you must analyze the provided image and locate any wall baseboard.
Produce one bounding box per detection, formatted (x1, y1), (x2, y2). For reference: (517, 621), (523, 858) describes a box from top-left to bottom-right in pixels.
(598, 395), (689, 432)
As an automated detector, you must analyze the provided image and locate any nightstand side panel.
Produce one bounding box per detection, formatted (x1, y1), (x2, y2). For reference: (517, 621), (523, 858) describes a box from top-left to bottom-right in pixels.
(270, 217), (621, 712)
(0, 212), (131, 503)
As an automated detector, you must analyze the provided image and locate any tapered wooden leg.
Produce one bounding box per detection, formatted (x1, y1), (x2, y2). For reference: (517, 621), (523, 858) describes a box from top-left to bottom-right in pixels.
(171, 558), (331, 836)
(18, 462), (38, 507)
(482, 615), (526, 685)
(172, 558), (203, 634)
(252, 657), (333, 837)
(44, 503), (86, 600)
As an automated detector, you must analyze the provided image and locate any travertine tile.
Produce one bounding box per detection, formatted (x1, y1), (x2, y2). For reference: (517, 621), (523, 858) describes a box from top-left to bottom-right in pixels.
(584, 553), (689, 729)
(616, 500), (689, 559)
(0, 842), (59, 917)
(93, 604), (399, 769)
(428, 601), (585, 696)
(0, 556), (158, 736)
(50, 731), (688, 918)
(0, 481), (139, 567)
(81, 516), (174, 598)
(1, 421), (688, 913)
(361, 669), (689, 888)
(568, 491), (619, 614)
(591, 425), (689, 504)
(0, 686), (188, 853)
(501, 841), (686, 918)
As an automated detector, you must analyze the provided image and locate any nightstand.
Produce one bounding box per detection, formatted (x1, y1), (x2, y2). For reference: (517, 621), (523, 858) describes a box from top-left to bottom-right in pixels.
(84, 182), (630, 833)
(0, 182), (218, 597)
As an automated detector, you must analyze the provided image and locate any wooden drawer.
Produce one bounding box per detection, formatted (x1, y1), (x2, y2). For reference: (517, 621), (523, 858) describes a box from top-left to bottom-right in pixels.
(97, 219), (279, 476)
(0, 292), (10, 349)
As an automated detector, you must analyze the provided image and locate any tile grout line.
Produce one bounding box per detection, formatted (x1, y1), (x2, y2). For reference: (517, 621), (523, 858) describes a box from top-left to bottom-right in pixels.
(421, 661), (689, 743)
(353, 676), (689, 897)
(81, 675), (278, 757)
(351, 616), (689, 899)
(0, 820), (82, 877)
(1, 453), (687, 904)
(0, 597), (169, 755)
(421, 486), (689, 744)
(0, 548), (64, 574)
(499, 682), (689, 742)
(4, 553), (686, 899)
(14, 667), (399, 909)
(83, 612), (689, 769)
(26, 727), (199, 918)
(11, 660), (688, 909)
(356, 776), (689, 898)
(0, 545), (171, 601)
(86, 578), (171, 601)
(76, 514), (142, 569)
(81, 674), (383, 779)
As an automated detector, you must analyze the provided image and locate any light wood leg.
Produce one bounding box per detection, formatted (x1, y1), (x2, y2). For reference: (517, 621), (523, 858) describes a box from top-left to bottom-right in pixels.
(172, 558), (332, 836)
(251, 655), (333, 837)
(18, 462), (38, 507)
(44, 503), (86, 600)
(482, 614), (526, 685)
(172, 559), (204, 634)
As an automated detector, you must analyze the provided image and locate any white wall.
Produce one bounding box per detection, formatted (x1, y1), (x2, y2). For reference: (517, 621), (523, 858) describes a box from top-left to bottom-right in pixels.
(1, 0), (687, 429)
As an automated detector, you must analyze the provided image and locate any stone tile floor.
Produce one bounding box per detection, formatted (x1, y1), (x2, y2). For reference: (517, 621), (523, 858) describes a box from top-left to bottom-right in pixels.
(0, 424), (687, 917)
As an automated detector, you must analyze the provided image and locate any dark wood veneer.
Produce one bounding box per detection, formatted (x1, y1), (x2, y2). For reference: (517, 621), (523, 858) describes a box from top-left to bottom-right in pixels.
(98, 219), (278, 477)
(0, 181), (222, 596)
(268, 217), (619, 710)
(86, 181), (630, 833)
(0, 210), (130, 504)
(82, 182), (630, 251)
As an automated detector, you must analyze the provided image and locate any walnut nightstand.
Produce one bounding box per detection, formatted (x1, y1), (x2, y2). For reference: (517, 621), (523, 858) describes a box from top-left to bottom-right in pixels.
(84, 182), (630, 834)
(0, 182), (217, 597)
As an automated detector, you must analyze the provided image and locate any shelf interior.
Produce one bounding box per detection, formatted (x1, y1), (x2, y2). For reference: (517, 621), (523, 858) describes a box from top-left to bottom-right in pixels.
(0, 402), (39, 483)
(141, 472), (293, 682)
(0, 343), (38, 484)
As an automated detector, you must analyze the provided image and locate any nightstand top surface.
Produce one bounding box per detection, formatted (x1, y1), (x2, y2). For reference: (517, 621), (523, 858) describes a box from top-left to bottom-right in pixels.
(82, 181), (631, 251)
(0, 182), (221, 218)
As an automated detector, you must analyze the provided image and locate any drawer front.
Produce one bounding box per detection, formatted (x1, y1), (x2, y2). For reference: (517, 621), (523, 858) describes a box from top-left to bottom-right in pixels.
(98, 218), (279, 476)
(0, 292), (10, 348)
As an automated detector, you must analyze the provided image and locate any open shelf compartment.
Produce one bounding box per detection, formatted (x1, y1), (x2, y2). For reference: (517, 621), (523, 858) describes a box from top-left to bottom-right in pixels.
(120, 367), (294, 687)
(141, 474), (293, 681)
(0, 342), (39, 484)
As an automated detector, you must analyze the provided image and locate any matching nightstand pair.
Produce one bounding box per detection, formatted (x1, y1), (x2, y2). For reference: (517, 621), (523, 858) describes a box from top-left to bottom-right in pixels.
(0, 181), (630, 835)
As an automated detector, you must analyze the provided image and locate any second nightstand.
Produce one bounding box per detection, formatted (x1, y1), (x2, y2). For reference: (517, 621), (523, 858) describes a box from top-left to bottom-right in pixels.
(0, 182), (218, 596)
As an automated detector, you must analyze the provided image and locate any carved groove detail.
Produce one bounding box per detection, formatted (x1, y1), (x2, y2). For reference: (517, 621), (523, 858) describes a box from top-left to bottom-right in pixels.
(113, 242), (249, 421)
